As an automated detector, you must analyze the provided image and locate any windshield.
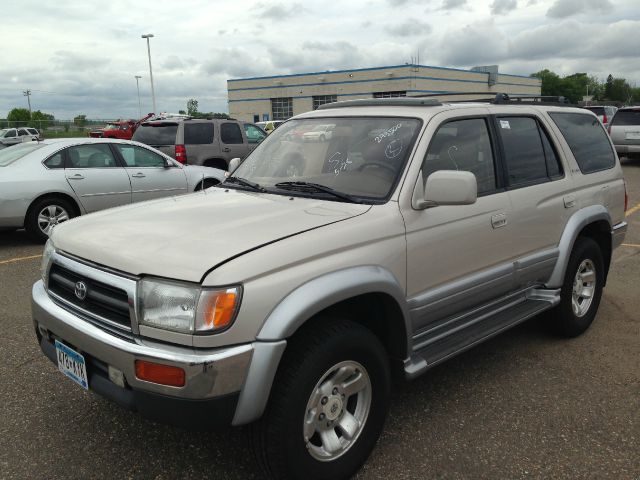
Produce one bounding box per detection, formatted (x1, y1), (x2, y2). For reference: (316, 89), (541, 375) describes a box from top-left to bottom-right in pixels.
(0, 142), (46, 166)
(230, 117), (421, 202)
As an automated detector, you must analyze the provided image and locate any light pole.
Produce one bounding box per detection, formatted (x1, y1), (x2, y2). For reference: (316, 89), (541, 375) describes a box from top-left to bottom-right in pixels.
(134, 75), (142, 118)
(141, 34), (156, 114)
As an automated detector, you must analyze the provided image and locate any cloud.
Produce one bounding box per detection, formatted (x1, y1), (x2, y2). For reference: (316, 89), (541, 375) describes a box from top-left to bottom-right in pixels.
(437, 19), (509, 65)
(162, 55), (185, 70)
(442, 0), (466, 10)
(201, 47), (273, 78)
(255, 2), (305, 19)
(547, 0), (614, 18)
(385, 20), (432, 37)
(50, 51), (108, 71)
(490, 0), (517, 15)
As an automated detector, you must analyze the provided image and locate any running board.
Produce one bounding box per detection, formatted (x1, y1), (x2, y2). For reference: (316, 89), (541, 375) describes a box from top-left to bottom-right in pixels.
(404, 288), (560, 380)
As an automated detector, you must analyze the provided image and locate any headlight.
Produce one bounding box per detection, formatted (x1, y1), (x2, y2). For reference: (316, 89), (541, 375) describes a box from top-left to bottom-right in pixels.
(41, 239), (55, 286)
(138, 278), (241, 334)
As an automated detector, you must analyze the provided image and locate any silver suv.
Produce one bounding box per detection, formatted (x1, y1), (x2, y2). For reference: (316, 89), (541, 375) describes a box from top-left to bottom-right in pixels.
(609, 107), (640, 159)
(33, 94), (627, 480)
(132, 117), (266, 170)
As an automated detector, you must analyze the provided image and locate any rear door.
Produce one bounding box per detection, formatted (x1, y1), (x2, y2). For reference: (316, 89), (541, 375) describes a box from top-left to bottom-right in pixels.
(64, 143), (132, 212)
(112, 143), (188, 202)
(220, 122), (249, 162)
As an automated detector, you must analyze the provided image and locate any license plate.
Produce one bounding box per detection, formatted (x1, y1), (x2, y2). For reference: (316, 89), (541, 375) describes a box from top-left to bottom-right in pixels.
(55, 340), (88, 390)
(625, 131), (640, 140)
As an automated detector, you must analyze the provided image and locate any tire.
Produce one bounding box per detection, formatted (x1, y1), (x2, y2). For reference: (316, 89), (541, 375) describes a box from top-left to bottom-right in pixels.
(195, 178), (219, 191)
(251, 319), (390, 480)
(25, 197), (76, 243)
(549, 237), (604, 337)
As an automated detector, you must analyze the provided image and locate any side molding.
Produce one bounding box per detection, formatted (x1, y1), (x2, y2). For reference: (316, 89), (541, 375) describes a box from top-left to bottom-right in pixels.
(546, 205), (611, 288)
(256, 265), (410, 347)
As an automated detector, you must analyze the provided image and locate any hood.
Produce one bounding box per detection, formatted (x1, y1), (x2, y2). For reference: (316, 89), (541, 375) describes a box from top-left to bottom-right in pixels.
(52, 189), (370, 282)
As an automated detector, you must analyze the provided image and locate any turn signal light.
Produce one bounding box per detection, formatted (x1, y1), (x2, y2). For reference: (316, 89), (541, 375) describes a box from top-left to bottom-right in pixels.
(135, 360), (185, 387)
(201, 290), (238, 330)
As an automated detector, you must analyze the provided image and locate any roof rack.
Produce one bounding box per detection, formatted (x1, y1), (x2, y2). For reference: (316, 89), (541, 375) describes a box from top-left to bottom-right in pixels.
(413, 92), (573, 106)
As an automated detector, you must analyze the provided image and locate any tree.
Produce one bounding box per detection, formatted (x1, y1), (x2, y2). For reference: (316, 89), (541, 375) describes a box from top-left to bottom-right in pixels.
(605, 74), (614, 99)
(7, 107), (31, 126)
(187, 98), (199, 116)
(178, 109), (186, 115)
(609, 78), (633, 103)
(73, 114), (87, 128)
(29, 110), (54, 130)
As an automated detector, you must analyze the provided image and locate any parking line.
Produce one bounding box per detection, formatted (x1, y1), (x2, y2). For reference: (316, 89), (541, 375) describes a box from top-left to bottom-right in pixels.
(0, 254), (42, 266)
(626, 202), (640, 217)
(621, 243), (640, 248)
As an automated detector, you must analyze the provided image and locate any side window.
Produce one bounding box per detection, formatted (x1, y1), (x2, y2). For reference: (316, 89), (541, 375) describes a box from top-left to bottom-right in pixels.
(497, 117), (550, 186)
(66, 144), (118, 168)
(184, 123), (214, 144)
(221, 123), (243, 144)
(540, 127), (562, 178)
(114, 144), (166, 167)
(549, 112), (615, 174)
(44, 152), (64, 169)
(244, 124), (267, 144)
(6, 129), (17, 137)
(422, 118), (497, 195)
(18, 128), (29, 136)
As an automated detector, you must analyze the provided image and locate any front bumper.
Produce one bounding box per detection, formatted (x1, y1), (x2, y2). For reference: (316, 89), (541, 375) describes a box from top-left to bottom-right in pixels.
(32, 280), (253, 428)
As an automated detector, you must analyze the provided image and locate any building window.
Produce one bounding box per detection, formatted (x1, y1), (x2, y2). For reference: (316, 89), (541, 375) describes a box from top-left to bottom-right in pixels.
(271, 97), (293, 120)
(312, 95), (337, 110)
(373, 91), (407, 98)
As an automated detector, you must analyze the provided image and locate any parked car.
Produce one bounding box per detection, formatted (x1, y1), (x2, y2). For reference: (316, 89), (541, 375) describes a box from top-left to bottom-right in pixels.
(302, 123), (335, 142)
(132, 117), (265, 170)
(89, 113), (154, 140)
(0, 127), (38, 147)
(33, 95), (627, 480)
(0, 138), (225, 241)
(609, 107), (640, 159)
(256, 120), (284, 134)
(583, 105), (617, 130)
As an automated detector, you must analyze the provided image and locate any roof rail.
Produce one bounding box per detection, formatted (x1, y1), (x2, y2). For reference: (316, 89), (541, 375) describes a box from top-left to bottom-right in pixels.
(413, 92), (574, 106)
(317, 97), (442, 110)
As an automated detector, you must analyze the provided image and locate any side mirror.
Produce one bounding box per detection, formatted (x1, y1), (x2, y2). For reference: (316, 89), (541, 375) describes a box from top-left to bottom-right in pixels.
(228, 157), (242, 173)
(412, 170), (477, 210)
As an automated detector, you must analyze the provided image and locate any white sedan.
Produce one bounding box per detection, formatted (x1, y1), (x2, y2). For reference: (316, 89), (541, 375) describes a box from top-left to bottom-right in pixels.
(302, 124), (334, 142)
(0, 138), (225, 241)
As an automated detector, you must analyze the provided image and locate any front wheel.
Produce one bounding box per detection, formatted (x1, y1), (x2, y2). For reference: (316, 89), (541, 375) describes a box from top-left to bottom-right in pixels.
(550, 237), (604, 337)
(251, 319), (390, 480)
(25, 197), (76, 242)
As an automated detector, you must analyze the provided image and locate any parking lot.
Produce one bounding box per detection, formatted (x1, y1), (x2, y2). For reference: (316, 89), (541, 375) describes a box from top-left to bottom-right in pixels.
(0, 159), (638, 480)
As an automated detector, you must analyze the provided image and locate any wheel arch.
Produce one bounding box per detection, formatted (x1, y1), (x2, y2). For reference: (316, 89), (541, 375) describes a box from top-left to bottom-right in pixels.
(203, 158), (228, 170)
(24, 191), (82, 227)
(546, 205), (612, 288)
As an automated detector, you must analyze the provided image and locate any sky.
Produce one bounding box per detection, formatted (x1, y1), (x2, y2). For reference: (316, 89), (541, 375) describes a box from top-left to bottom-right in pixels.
(2, 0), (638, 120)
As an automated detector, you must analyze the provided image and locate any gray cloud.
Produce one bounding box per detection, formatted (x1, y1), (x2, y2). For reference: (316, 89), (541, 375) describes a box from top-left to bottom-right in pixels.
(50, 51), (109, 71)
(385, 20), (432, 37)
(490, 0), (518, 15)
(162, 55), (185, 70)
(255, 2), (305, 19)
(438, 20), (509, 65)
(547, 0), (614, 18)
(442, 0), (466, 10)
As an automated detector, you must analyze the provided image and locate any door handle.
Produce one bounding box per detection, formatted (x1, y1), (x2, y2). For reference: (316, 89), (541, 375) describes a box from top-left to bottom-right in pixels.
(131, 173), (146, 178)
(67, 174), (84, 180)
(491, 213), (507, 229)
(222, 147), (231, 152)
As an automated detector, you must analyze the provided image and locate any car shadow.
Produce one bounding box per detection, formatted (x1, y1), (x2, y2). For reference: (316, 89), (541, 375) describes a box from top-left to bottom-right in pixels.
(0, 229), (42, 248)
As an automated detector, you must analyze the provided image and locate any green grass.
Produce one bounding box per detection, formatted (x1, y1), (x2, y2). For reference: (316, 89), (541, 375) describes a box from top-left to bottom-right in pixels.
(43, 130), (89, 139)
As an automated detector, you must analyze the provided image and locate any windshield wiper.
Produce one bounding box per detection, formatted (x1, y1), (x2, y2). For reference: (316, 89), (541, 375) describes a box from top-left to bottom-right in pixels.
(223, 176), (266, 192)
(274, 181), (362, 203)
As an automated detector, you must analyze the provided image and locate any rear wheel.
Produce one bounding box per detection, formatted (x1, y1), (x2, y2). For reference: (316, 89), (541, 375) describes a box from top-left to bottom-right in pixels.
(550, 237), (604, 337)
(251, 319), (390, 480)
(25, 197), (76, 242)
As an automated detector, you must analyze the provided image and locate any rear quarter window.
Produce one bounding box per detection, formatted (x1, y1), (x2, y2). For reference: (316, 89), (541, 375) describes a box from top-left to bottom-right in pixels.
(549, 112), (615, 174)
(132, 123), (178, 145)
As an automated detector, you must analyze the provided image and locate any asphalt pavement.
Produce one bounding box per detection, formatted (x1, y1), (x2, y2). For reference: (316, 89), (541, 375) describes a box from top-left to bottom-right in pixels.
(1, 159), (638, 479)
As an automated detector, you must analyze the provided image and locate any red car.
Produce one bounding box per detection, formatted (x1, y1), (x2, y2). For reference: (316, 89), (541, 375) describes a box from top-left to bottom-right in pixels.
(89, 113), (154, 140)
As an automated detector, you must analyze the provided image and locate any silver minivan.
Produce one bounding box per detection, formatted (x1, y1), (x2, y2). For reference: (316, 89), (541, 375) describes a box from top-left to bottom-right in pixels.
(609, 107), (640, 159)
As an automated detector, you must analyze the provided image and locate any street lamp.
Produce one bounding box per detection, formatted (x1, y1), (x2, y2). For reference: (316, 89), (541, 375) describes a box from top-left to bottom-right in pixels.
(134, 75), (142, 118)
(141, 34), (157, 114)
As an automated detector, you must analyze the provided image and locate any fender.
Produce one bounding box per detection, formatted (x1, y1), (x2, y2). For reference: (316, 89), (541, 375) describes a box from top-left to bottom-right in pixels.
(546, 205), (611, 288)
(232, 266), (410, 426)
(257, 265), (411, 347)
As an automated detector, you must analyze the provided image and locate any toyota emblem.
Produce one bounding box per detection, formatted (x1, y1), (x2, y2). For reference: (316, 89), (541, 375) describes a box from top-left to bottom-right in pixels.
(74, 281), (88, 300)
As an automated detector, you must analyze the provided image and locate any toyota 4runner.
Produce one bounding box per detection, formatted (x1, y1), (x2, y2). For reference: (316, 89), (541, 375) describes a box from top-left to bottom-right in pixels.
(33, 94), (627, 480)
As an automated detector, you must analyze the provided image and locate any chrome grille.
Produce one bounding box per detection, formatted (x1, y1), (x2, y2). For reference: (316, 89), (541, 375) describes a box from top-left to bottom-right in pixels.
(47, 259), (135, 340)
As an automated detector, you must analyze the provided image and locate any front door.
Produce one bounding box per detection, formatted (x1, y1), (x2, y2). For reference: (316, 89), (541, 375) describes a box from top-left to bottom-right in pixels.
(111, 144), (188, 203)
(403, 113), (515, 333)
(64, 143), (131, 212)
